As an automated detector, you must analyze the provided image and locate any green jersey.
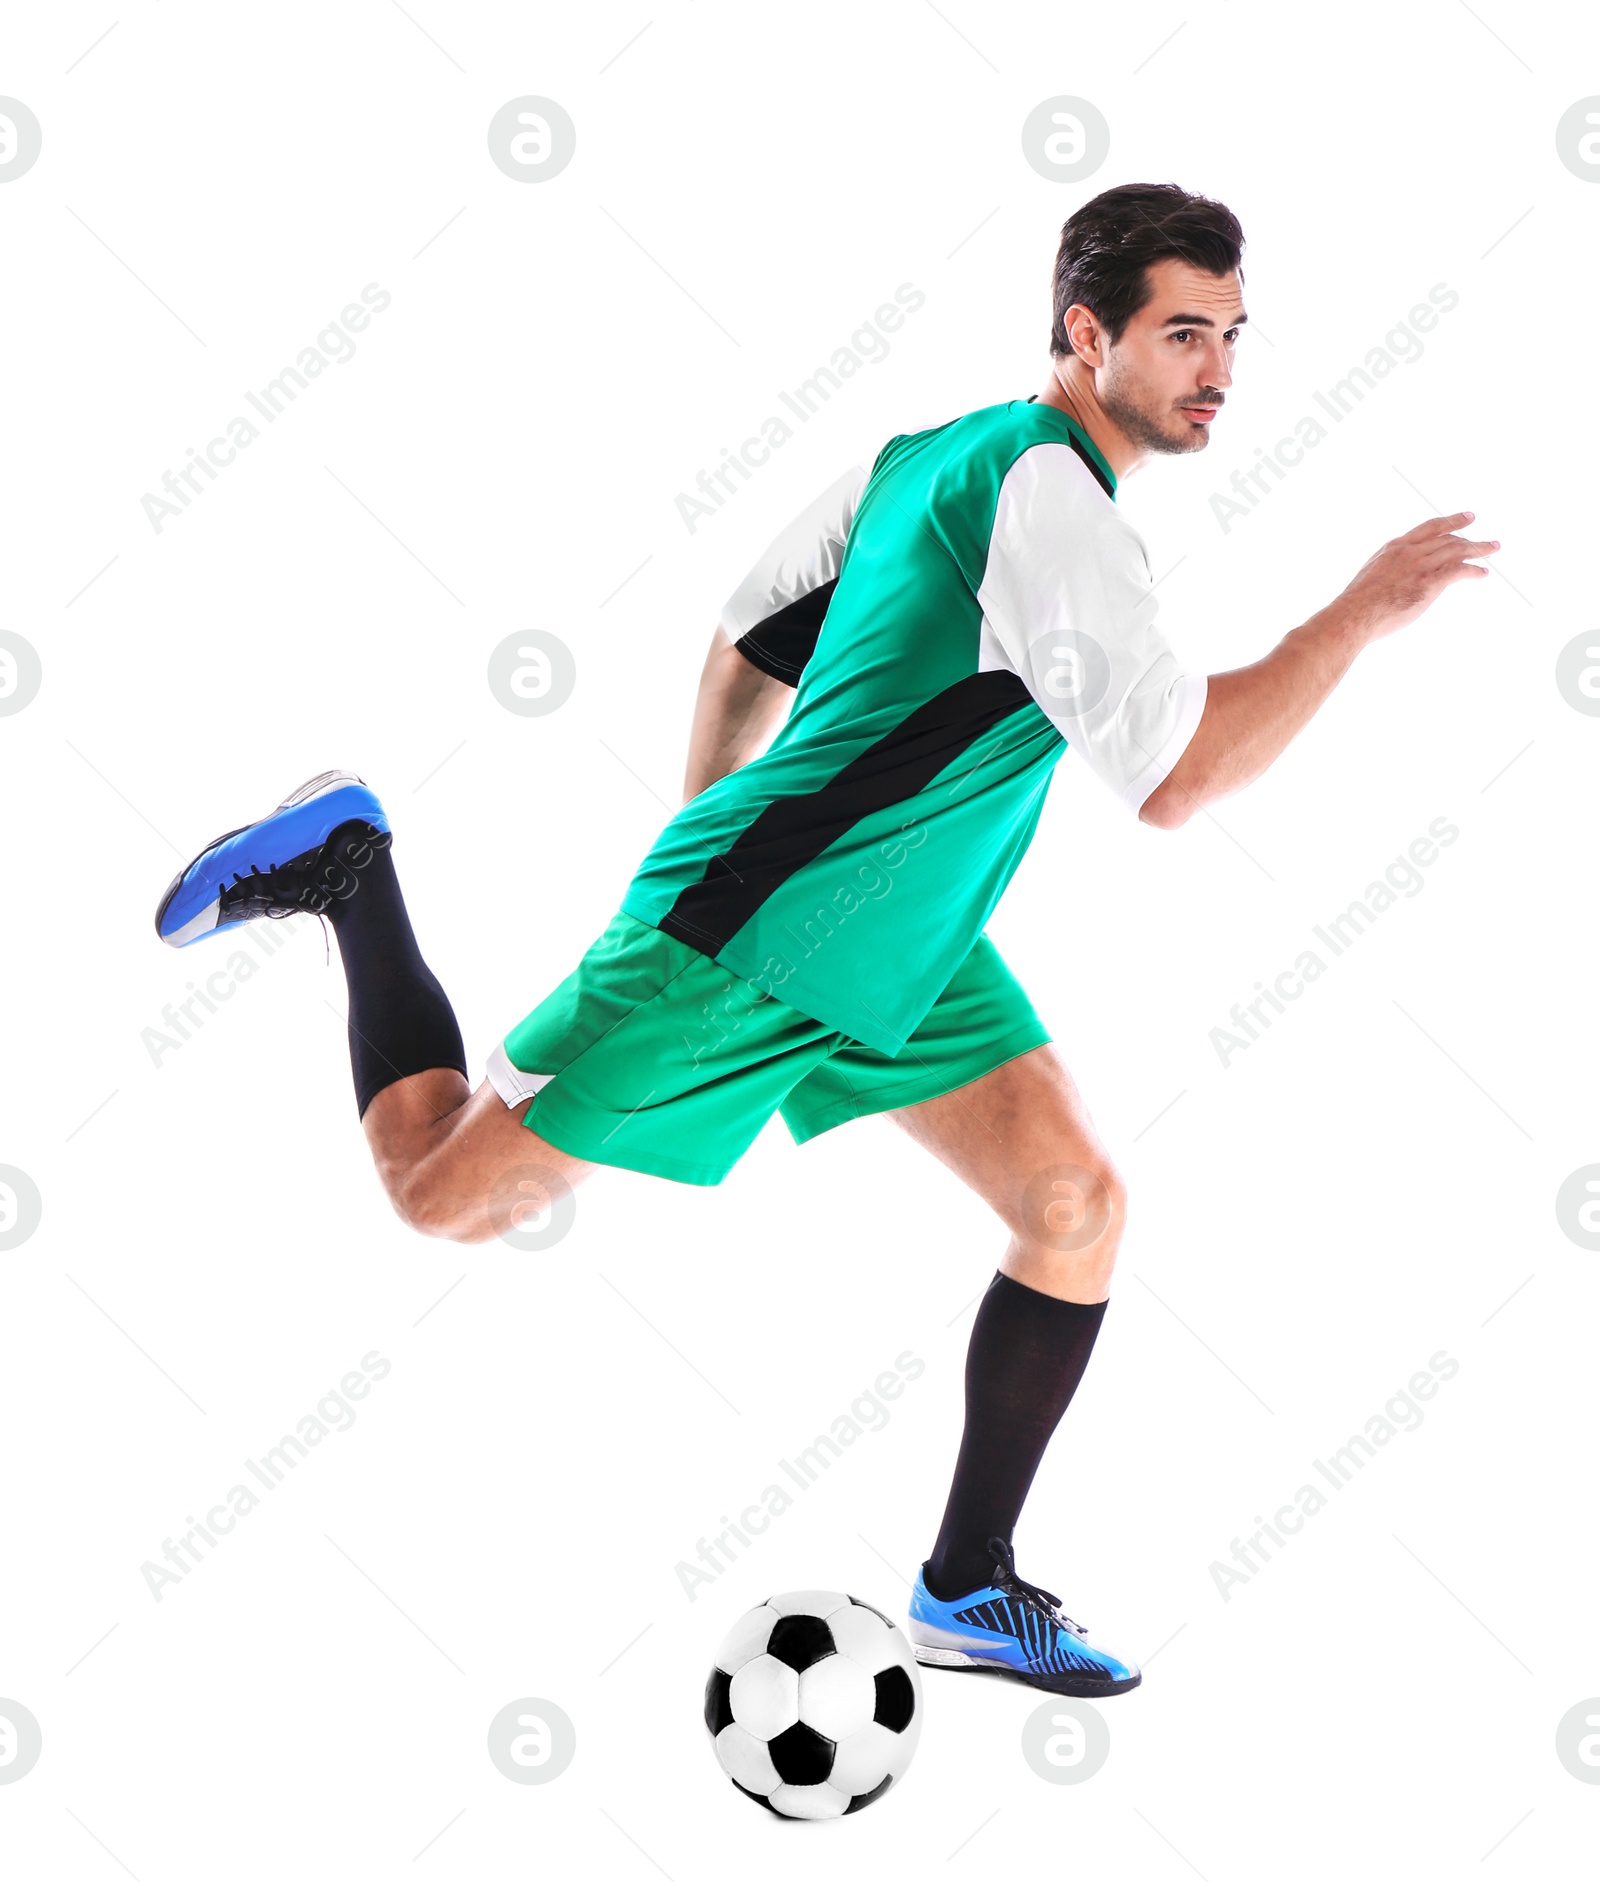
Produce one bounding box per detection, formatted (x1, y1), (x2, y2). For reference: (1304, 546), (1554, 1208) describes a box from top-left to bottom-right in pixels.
(620, 397), (1206, 1055)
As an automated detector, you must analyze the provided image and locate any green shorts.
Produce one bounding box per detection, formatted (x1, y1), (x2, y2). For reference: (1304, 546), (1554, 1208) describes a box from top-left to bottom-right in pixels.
(485, 910), (1050, 1186)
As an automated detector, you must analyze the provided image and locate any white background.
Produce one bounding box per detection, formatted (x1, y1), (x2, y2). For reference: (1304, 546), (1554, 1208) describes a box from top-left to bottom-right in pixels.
(2, 1), (1597, 1874)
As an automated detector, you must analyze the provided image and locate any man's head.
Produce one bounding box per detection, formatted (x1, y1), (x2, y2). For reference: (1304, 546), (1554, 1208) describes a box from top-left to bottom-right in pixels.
(1050, 183), (1246, 458)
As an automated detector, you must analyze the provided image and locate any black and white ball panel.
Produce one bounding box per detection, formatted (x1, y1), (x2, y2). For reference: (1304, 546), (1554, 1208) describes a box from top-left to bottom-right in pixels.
(831, 1722), (910, 1793)
(795, 1653), (876, 1740)
(769, 1719), (834, 1785)
(827, 1601), (915, 1674)
(770, 1779), (852, 1821)
(716, 1721), (781, 1794)
(728, 1656), (799, 1740)
(712, 1602), (778, 1675)
(703, 1666), (734, 1737)
(874, 1663), (917, 1732)
(765, 1612), (836, 1673)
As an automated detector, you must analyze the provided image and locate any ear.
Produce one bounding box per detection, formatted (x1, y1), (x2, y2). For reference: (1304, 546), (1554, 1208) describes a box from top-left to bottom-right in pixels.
(1062, 301), (1105, 368)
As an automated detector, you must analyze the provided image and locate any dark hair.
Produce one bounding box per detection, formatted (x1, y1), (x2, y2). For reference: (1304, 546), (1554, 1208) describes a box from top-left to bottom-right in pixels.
(1050, 183), (1244, 354)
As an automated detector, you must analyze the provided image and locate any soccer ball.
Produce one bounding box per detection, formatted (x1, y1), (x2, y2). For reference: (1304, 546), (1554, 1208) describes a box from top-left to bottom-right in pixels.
(704, 1590), (923, 1819)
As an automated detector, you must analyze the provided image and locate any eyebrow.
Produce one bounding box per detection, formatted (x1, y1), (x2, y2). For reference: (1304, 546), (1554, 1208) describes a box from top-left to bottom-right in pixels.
(1160, 311), (1248, 329)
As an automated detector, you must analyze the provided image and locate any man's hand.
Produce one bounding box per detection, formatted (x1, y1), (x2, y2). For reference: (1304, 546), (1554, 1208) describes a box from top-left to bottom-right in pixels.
(1336, 511), (1500, 644)
(1140, 511), (1499, 830)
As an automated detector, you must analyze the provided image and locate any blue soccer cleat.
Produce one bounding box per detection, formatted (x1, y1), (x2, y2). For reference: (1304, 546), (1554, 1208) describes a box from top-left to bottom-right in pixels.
(907, 1538), (1141, 1697)
(155, 770), (391, 948)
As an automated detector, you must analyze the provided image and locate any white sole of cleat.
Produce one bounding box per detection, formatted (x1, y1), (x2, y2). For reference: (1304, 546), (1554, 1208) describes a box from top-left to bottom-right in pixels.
(913, 1645), (993, 1668)
(274, 769), (367, 810)
(907, 1620), (1012, 1660)
(912, 1643), (1141, 1696)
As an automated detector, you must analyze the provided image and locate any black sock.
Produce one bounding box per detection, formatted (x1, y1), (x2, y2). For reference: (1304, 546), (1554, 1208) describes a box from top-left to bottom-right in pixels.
(321, 825), (467, 1118)
(923, 1271), (1108, 1600)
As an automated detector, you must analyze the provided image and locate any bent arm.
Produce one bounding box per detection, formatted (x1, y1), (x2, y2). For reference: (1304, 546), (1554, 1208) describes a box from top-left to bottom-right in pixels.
(682, 628), (792, 801)
(681, 462), (868, 802)
(1139, 512), (1498, 830)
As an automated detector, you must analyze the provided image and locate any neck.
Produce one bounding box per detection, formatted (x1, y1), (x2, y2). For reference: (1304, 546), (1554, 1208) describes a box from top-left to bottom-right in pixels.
(1034, 360), (1144, 483)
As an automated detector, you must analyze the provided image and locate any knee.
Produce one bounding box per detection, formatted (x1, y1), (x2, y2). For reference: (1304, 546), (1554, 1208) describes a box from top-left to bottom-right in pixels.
(1016, 1155), (1128, 1292)
(389, 1166), (495, 1245)
(1081, 1159), (1128, 1286)
(1100, 1162), (1129, 1245)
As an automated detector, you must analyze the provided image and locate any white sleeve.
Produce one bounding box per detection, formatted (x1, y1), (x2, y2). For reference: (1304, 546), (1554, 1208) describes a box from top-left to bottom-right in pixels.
(976, 443), (1207, 814)
(720, 465), (868, 640)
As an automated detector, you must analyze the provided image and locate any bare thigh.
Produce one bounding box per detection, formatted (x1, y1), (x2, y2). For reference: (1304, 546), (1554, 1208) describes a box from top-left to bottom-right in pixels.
(888, 1043), (1127, 1303)
(361, 1068), (596, 1244)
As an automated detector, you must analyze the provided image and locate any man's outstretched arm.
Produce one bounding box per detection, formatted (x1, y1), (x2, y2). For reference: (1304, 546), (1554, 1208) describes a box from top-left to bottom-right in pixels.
(1140, 512), (1499, 829)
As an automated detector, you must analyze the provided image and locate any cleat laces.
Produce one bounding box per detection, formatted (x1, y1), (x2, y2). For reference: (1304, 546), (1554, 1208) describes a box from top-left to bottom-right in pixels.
(987, 1537), (1089, 1640)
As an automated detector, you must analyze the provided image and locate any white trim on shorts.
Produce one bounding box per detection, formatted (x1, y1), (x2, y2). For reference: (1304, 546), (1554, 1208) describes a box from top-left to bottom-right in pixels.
(485, 1041), (556, 1107)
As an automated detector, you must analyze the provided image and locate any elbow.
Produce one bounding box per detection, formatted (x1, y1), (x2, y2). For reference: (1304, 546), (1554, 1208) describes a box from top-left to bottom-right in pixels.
(1138, 785), (1190, 831)
(1138, 758), (1208, 830)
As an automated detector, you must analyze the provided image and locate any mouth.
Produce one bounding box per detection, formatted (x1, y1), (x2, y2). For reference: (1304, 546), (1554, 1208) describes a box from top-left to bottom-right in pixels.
(1179, 405), (1220, 423)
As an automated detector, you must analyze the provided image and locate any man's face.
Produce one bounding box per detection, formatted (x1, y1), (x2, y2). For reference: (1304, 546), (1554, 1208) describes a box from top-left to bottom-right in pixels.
(1090, 260), (1246, 456)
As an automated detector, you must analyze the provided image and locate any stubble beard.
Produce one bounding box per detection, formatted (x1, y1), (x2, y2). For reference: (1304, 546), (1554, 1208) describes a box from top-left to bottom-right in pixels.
(1099, 355), (1219, 457)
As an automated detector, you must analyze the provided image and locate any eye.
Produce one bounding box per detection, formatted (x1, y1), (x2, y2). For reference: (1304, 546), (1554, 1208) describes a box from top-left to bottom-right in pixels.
(1171, 329), (1193, 343)
(1224, 327), (1241, 343)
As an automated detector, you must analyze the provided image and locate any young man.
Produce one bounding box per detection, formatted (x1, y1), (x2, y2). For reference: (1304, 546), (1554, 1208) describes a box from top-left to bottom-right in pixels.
(155, 184), (1496, 1699)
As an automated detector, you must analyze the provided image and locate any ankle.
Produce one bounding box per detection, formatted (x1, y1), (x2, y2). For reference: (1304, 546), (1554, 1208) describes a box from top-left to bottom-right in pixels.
(922, 1553), (987, 1602)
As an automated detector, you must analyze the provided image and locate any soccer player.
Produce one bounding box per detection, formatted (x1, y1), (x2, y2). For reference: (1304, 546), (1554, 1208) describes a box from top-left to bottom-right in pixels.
(155, 184), (1496, 1697)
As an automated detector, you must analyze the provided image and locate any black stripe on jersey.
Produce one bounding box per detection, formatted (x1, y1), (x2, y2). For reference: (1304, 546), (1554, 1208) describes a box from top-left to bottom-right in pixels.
(658, 669), (1035, 956)
(732, 579), (837, 687)
(1066, 429), (1115, 502)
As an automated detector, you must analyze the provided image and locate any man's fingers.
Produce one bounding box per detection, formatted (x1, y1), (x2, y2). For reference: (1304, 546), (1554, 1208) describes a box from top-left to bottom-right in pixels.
(1437, 552), (1496, 583)
(1399, 510), (1475, 543)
